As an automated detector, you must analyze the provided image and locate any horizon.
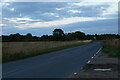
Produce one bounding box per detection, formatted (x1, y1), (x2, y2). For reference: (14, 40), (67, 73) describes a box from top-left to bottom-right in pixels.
(1, 29), (119, 37)
(1, 1), (119, 36)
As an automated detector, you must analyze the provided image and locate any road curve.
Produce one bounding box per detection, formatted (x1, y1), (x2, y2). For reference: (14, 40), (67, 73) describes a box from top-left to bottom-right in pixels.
(2, 42), (103, 78)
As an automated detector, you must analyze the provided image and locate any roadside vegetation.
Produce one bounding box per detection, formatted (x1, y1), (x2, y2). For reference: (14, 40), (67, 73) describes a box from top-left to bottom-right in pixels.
(101, 47), (120, 57)
(101, 39), (120, 58)
(1, 29), (120, 42)
(3, 40), (91, 63)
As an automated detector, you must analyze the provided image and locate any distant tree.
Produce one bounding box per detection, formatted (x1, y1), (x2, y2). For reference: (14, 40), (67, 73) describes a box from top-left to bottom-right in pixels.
(65, 31), (86, 40)
(65, 33), (74, 40)
(33, 36), (40, 41)
(26, 33), (32, 41)
(53, 29), (65, 41)
(53, 29), (64, 36)
(26, 33), (32, 38)
(74, 31), (86, 40)
(1, 29), (120, 42)
(41, 35), (53, 41)
(86, 34), (94, 40)
(9, 33), (21, 41)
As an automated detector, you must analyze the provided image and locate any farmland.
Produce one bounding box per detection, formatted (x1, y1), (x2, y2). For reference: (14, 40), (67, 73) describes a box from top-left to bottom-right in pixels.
(2, 40), (91, 63)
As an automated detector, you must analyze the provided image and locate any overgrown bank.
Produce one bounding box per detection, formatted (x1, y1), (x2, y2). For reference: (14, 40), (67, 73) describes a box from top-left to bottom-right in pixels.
(101, 39), (120, 58)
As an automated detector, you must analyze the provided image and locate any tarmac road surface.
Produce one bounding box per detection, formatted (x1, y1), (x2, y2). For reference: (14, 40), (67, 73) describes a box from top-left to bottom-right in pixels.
(2, 42), (103, 78)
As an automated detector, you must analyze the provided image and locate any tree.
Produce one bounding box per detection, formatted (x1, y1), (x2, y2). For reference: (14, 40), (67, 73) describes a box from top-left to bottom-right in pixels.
(53, 29), (64, 36)
(26, 33), (32, 41)
(40, 35), (53, 41)
(53, 29), (65, 41)
(9, 33), (21, 41)
(65, 31), (86, 40)
(74, 31), (86, 40)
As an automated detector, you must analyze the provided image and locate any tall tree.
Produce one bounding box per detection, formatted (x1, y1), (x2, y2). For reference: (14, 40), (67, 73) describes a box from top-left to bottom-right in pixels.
(53, 29), (65, 41)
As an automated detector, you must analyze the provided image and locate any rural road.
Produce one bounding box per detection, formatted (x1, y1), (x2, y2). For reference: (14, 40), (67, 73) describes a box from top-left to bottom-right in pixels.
(2, 42), (103, 78)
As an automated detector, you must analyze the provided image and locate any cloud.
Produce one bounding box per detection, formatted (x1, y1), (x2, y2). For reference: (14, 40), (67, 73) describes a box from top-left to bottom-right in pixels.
(67, 10), (82, 14)
(10, 8), (15, 11)
(56, 8), (64, 10)
(2, 2), (118, 36)
(69, 1), (118, 17)
(15, 17), (114, 29)
(55, 15), (60, 17)
(101, 2), (118, 16)
(5, 17), (41, 23)
(0, 24), (6, 26)
(1, 0), (119, 2)
(68, 2), (105, 6)
(2, 0), (15, 2)
(42, 12), (60, 18)
(83, 0), (119, 2)
(16, 18), (40, 21)
(0, 2), (10, 6)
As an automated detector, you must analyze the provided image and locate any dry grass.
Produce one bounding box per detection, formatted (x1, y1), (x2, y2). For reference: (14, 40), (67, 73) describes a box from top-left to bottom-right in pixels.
(3, 40), (91, 55)
(2, 40), (91, 63)
(103, 39), (120, 49)
(101, 39), (120, 58)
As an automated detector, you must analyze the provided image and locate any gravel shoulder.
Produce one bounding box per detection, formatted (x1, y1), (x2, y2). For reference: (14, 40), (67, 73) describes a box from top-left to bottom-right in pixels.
(73, 52), (119, 78)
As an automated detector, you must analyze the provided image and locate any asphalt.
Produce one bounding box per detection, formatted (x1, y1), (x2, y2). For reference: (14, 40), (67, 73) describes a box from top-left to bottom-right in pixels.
(2, 42), (103, 78)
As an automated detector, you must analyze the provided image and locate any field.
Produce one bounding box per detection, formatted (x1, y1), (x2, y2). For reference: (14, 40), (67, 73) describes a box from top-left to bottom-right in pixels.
(101, 39), (120, 57)
(2, 40), (91, 63)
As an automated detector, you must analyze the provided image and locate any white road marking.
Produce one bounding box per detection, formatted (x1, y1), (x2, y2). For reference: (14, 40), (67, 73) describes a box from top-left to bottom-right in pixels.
(87, 60), (90, 63)
(96, 47), (102, 54)
(88, 47), (102, 64)
(91, 57), (94, 59)
(94, 69), (112, 71)
(74, 72), (77, 75)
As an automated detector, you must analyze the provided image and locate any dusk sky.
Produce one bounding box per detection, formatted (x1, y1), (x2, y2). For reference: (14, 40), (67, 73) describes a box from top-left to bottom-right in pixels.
(1, 0), (119, 36)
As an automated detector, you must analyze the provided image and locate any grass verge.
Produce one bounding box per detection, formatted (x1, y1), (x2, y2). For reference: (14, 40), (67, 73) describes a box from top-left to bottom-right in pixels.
(3, 42), (91, 63)
(101, 47), (120, 58)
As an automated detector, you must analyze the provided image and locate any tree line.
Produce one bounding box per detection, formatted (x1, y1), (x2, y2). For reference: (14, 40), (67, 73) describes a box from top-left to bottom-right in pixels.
(1, 29), (120, 42)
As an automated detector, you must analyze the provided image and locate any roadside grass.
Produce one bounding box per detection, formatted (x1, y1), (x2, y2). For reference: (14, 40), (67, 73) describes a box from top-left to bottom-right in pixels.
(101, 39), (120, 58)
(3, 42), (90, 63)
(101, 47), (120, 58)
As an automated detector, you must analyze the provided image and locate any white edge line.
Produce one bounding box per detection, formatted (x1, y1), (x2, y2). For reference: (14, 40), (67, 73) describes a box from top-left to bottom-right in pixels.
(87, 60), (90, 63)
(89, 47), (103, 63)
(91, 57), (94, 59)
(96, 47), (102, 54)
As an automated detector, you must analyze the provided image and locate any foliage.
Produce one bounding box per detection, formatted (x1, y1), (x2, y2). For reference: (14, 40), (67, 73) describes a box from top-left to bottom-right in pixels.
(1, 29), (120, 42)
(53, 29), (65, 41)
(101, 47), (120, 58)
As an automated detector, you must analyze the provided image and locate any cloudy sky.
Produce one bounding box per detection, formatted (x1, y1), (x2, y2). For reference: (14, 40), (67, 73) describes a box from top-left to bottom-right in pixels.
(0, 0), (119, 36)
